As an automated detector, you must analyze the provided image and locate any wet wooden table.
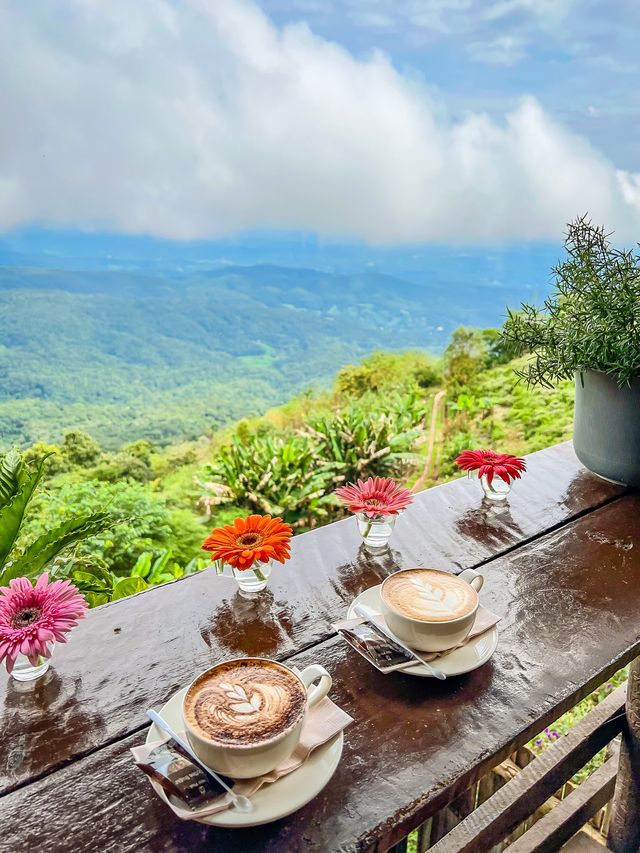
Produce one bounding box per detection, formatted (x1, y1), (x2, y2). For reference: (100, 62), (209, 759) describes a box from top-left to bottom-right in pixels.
(2, 442), (639, 853)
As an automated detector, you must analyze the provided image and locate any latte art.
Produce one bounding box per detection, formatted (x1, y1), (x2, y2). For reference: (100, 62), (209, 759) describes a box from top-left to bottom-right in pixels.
(184, 660), (306, 746)
(382, 569), (477, 622)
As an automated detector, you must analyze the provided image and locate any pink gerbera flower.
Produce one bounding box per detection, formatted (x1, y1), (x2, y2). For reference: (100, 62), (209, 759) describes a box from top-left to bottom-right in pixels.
(0, 574), (87, 674)
(335, 476), (414, 518)
(455, 449), (527, 486)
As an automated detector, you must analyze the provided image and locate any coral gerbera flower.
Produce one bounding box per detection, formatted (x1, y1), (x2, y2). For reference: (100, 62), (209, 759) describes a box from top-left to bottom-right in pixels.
(202, 514), (293, 571)
(0, 574), (87, 674)
(335, 476), (414, 518)
(455, 449), (527, 486)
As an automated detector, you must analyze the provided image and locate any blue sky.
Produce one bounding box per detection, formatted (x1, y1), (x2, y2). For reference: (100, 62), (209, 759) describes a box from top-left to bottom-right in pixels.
(0, 0), (638, 245)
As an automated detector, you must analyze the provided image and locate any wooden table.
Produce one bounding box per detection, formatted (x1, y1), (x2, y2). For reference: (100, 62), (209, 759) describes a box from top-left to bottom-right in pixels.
(2, 442), (639, 853)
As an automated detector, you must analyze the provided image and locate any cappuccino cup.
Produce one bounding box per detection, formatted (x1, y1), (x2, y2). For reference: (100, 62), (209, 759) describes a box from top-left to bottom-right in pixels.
(182, 657), (332, 779)
(380, 567), (484, 653)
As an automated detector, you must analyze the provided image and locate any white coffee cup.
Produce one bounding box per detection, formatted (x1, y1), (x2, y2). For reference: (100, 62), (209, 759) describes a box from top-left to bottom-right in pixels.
(182, 657), (332, 779)
(380, 567), (484, 653)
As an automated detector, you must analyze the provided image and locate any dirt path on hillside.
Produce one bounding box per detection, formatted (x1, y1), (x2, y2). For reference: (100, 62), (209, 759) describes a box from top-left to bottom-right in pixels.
(412, 389), (446, 493)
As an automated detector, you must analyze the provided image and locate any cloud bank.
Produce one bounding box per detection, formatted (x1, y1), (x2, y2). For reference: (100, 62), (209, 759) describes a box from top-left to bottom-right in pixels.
(0, 0), (639, 242)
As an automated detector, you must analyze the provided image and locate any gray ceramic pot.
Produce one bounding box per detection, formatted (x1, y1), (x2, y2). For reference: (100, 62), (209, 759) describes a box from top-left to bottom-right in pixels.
(573, 369), (640, 486)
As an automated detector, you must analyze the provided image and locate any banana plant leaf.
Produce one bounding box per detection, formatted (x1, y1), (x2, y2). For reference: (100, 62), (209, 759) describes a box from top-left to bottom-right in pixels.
(0, 451), (50, 570)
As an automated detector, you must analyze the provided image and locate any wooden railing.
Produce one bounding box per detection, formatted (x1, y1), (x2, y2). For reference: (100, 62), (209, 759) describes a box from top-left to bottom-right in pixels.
(387, 666), (639, 852)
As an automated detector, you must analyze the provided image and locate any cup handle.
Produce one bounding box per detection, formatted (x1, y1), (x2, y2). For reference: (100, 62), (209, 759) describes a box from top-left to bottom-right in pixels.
(299, 664), (332, 710)
(458, 568), (484, 592)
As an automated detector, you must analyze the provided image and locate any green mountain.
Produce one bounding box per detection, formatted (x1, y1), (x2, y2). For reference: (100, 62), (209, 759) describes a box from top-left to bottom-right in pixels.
(0, 264), (548, 448)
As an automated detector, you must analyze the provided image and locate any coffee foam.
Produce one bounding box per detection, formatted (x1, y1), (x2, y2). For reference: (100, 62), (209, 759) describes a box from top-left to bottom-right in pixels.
(382, 569), (477, 622)
(184, 660), (306, 746)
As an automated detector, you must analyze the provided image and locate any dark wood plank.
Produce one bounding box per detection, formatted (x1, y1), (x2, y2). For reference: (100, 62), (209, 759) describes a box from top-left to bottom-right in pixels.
(608, 655), (640, 853)
(506, 758), (618, 853)
(427, 685), (626, 853)
(0, 443), (623, 794)
(562, 831), (608, 851)
(2, 494), (640, 853)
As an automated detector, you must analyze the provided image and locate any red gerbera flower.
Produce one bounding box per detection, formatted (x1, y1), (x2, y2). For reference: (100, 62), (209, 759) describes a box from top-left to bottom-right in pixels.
(202, 514), (293, 571)
(455, 449), (527, 486)
(335, 476), (414, 518)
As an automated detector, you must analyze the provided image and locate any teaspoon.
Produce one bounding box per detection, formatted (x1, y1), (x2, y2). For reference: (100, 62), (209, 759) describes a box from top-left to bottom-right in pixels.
(146, 709), (253, 813)
(353, 603), (447, 680)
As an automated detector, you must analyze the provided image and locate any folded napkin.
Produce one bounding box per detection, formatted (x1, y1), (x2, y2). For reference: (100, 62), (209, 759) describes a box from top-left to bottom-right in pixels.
(333, 604), (500, 672)
(131, 696), (352, 821)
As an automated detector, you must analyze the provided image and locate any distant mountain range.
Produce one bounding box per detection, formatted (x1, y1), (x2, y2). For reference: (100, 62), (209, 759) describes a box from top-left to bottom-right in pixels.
(0, 230), (558, 448)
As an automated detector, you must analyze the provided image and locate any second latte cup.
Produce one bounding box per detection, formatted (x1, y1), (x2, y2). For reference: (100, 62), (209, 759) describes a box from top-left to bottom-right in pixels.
(182, 658), (332, 779)
(380, 568), (484, 653)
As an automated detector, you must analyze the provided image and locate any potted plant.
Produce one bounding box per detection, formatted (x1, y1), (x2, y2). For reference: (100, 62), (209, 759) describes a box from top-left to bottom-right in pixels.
(502, 216), (640, 486)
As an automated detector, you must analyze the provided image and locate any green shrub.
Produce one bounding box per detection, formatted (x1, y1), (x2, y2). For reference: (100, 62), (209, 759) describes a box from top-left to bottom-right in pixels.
(0, 448), (115, 586)
(204, 433), (334, 529)
(204, 395), (424, 530)
(60, 431), (101, 466)
(502, 216), (640, 387)
(23, 480), (173, 576)
(336, 350), (440, 397)
(304, 404), (421, 485)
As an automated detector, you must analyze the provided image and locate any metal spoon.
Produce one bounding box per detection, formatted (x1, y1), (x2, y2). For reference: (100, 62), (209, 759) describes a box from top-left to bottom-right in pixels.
(353, 603), (447, 680)
(146, 709), (253, 813)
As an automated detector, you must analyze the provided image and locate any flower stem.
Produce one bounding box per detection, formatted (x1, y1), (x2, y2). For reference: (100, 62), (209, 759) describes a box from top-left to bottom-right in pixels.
(362, 520), (373, 539)
(253, 566), (267, 582)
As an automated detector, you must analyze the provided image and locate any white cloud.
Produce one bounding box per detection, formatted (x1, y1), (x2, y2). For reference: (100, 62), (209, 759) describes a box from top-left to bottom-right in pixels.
(0, 0), (639, 243)
(468, 35), (527, 65)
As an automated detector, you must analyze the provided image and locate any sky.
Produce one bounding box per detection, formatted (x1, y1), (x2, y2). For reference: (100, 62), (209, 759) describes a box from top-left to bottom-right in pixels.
(0, 0), (639, 245)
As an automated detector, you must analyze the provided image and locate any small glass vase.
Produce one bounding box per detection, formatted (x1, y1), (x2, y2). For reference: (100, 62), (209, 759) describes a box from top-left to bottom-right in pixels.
(356, 512), (397, 548)
(11, 644), (54, 682)
(231, 560), (272, 593)
(480, 474), (511, 502)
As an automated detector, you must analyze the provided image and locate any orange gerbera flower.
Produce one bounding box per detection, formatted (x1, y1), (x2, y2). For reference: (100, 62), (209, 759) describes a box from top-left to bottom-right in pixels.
(202, 514), (293, 571)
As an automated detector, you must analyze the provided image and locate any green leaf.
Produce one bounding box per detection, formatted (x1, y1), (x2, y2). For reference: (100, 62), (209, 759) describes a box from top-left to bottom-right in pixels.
(112, 576), (148, 600)
(0, 451), (48, 569)
(85, 592), (111, 608)
(70, 570), (112, 591)
(148, 549), (172, 583)
(131, 551), (152, 578)
(6, 511), (114, 579)
(0, 449), (23, 507)
(69, 563), (113, 585)
(151, 572), (174, 584)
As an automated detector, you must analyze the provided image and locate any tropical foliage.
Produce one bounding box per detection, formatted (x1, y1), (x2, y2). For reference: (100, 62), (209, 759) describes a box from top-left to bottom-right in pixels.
(0, 449), (114, 585)
(203, 398), (423, 529)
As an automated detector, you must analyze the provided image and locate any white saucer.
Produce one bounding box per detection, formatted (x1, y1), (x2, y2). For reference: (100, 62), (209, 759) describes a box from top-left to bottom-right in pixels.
(146, 686), (344, 828)
(347, 584), (498, 678)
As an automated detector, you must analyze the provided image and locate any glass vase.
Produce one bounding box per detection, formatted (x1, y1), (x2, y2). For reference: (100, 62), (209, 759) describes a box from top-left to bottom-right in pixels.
(480, 474), (511, 502)
(11, 644), (54, 682)
(356, 512), (397, 548)
(231, 560), (272, 593)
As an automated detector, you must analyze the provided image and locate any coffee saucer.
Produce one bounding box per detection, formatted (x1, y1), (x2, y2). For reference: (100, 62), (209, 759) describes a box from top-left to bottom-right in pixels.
(146, 686), (344, 828)
(347, 584), (498, 678)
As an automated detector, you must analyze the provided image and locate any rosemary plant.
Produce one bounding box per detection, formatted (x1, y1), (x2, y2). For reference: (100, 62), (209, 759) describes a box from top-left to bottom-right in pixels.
(502, 216), (640, 388)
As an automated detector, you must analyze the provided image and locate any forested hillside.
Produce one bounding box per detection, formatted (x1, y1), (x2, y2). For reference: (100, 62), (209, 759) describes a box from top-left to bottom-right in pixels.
(0, 263), (552, 447)
(13, 329), (574, 606)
